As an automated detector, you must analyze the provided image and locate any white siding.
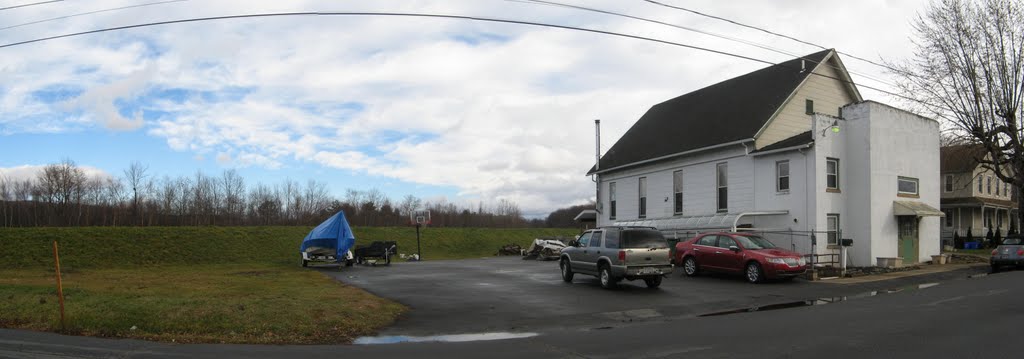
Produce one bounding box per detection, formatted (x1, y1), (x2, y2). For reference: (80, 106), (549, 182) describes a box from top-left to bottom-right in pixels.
(596, 145), (754, 226)
(755, 57), (857, 149)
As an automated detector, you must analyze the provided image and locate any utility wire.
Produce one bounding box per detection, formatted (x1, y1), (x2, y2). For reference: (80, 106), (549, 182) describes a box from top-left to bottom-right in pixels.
(0, 0), (61, 11)
(641, 0), (892, 71)
(0, 10), (936, 109)
(514, 0), (897, 88)
(0, 0), (188, 32)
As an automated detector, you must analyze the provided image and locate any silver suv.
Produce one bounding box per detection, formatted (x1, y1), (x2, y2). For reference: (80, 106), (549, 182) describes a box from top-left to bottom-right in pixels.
(559, 226), (673, 289)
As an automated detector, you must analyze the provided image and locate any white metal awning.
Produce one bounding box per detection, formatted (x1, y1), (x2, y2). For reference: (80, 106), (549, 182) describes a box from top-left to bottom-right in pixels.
(614, 210), (789, 232)
(893, 201), (944, 217)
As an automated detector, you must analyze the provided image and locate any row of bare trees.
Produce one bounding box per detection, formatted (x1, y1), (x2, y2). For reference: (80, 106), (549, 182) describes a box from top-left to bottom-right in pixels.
(0, 159), (537, 228)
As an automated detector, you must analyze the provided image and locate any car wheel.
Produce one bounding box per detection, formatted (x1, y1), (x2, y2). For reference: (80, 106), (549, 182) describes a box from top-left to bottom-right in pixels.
(560, 259), (574, 282)
(745, 262), (764, 283)
(644, 276), (662, 289)
(599, 265), (617, 289)
(344, 259), (354, 267)
(683, 256), (699, 277)
(301, 258), (308, 267)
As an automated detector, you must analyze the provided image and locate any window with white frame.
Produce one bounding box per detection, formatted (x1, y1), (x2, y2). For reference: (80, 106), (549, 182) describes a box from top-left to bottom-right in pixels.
(716, 163), (728, 212)
(979, 176), (983, 193)
(826, 158), (839, 190)
(898, 177), (919, 196)
(776, 160), (790, 192)
(609, 182), (617, 220)
(638, 177), (647, 219)
(944, 174), (953, 192)
(827, 214), (840, 245)
(987, 176), (992, 194)
(673, 170), (683, 215)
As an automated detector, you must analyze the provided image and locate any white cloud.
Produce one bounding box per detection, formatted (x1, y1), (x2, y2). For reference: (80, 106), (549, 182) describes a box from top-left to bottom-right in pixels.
(0, 0), (932, 216)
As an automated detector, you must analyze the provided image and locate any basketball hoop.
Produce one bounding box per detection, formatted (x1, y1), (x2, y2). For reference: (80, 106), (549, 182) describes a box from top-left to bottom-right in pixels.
(410, 209), (431, 226)
(409, 209), (430, 261)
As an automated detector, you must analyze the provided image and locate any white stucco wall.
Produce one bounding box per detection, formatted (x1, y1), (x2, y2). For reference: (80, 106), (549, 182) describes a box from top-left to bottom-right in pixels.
(844, 101), (942, 264)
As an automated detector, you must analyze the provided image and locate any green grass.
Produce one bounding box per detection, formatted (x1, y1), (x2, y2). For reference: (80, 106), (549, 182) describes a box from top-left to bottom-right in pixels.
(0, 226), (577, 343)
(0, 263), (404, 344)
(0, 226), (578, 269)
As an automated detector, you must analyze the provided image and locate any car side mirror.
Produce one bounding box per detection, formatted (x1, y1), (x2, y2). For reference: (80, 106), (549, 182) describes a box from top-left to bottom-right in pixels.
(569, 240), (579, 247)
(729, 245), (740, 252)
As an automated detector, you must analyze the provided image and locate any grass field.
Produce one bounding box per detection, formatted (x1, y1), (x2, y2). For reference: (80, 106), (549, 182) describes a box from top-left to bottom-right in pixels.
(0, 226), (577, 343)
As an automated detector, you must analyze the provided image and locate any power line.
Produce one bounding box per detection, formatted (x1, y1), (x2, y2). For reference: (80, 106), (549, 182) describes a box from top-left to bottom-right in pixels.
(640, 0), (893, 71)
(0, 0), (62, 11)
(0, 10), (935, 109)
(514, 0), (896, 89)
(0, 0), (188, 32)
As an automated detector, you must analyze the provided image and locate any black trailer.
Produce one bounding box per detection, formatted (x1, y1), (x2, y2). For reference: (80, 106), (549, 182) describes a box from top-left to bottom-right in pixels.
(354, 241), (398, 266)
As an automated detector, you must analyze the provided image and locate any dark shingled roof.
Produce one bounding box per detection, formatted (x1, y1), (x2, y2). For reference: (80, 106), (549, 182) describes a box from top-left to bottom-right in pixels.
(589, 49), (833, 175)
(750, 131), (813, 154)
(940, 144), (986, 174)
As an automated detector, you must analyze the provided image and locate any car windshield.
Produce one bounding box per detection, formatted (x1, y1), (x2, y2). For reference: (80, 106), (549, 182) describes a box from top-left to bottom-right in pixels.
(734, 235), (778, 250)
(621, 229), (668, 249)
(1001, 237), (1023, 245)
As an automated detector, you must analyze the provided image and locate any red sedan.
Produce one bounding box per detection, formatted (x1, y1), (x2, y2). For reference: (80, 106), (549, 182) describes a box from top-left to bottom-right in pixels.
(675, 232), (807, 283)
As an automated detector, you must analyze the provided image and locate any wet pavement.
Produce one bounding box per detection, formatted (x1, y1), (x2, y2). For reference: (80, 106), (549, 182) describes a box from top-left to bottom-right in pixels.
(319, 256), (990, 336)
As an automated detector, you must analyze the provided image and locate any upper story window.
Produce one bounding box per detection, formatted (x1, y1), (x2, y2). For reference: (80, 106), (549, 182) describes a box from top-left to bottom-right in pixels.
(1005, 182), (1010, 197)
(609, 182), (617, 220)
(805, 99), (814, 115)
(638, 177), (647, 219)
(717, 163), (728, 212)
(776, 160), (790, 193)
(826, 158), (840, 191)
(673, 170), (683, 215)
(987, 176), (992, 194)
(898, 177), (919, 196)
(978, 176), (983, 193)
(944, 175), (953, 192)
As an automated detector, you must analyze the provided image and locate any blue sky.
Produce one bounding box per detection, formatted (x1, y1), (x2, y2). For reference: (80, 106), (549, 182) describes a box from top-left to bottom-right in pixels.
(0, 0), (930, 217)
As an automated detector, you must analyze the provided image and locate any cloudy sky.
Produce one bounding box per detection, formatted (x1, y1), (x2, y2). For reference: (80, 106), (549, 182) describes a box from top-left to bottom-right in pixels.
(0, 0), (931, 217)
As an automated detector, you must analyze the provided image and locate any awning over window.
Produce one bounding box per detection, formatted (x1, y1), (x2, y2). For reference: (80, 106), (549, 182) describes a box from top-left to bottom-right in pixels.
(893, 201), (944, 217)
(614, 210), (788, 232)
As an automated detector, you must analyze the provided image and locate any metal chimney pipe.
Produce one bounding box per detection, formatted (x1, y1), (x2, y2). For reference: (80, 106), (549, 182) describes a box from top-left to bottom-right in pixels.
(595, 119), (601, 171)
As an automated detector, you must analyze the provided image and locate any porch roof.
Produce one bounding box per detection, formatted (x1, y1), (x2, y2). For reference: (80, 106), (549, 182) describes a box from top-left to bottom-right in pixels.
(941, 197), (1018, 209)
(894, 201), (945, 217)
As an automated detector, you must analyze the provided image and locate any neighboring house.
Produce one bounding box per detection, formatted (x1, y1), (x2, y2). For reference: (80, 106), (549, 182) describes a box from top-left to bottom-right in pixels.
(588, 49), (942, 266)
(939, 144), (1018, 244)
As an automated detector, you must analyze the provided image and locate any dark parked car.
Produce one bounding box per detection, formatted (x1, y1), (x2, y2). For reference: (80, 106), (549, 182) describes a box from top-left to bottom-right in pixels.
(991, 236), (1024, 273)
(675, 232), (807, 283)
(559, 226), (673, 289)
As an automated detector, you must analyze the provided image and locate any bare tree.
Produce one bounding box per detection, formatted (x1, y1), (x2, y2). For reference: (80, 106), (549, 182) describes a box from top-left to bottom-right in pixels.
(890, 0), (1024, 223)
(123, 161), (149, 225)
(220, 169), (246, 225)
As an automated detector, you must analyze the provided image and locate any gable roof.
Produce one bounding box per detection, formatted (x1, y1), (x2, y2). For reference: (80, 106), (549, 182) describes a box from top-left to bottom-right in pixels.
(940, 144), (986, 173)
(589, 49), (838, 175)
(750, 131), (813, 154)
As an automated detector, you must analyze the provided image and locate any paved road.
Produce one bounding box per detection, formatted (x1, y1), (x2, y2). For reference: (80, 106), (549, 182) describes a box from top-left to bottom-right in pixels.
(318, 257), (989, 336)
(1, 266), (1018, 358)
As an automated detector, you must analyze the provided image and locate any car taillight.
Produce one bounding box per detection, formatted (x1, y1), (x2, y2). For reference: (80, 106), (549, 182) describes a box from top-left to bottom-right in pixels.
(618, 250), (626, 261)
(1018, 249), (1024, 256)
(992, 249), (998, 256)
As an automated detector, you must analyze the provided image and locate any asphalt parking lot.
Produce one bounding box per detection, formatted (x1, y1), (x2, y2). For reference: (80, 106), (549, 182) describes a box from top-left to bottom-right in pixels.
(319, 256), (987, 336)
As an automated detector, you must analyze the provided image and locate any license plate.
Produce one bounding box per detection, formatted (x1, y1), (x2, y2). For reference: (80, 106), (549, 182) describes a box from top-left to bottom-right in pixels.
(639, 268), (659, 275)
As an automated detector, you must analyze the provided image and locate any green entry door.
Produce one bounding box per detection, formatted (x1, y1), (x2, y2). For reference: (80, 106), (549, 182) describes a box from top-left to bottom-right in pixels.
(898, 216), (919, 263)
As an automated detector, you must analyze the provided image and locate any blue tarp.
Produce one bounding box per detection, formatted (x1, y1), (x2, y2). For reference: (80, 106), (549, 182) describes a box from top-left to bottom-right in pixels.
(299, 211), (356, 261)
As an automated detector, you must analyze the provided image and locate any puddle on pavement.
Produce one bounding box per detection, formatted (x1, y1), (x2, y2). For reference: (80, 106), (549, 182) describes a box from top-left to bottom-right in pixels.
(354, 332), (538, 345)
(698, 282), (941, 317)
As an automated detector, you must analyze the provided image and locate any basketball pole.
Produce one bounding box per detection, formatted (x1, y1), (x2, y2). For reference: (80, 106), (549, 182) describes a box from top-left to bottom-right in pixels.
(416, 223), (422, 261)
